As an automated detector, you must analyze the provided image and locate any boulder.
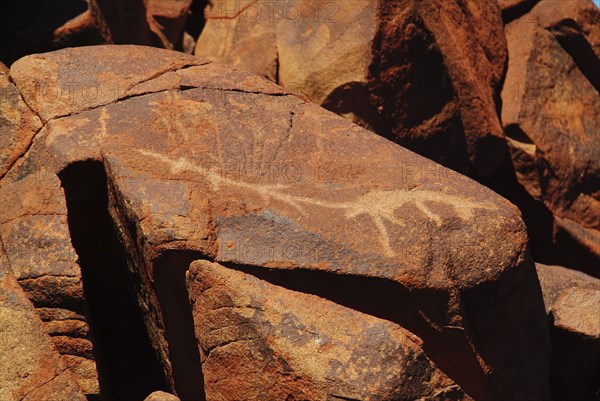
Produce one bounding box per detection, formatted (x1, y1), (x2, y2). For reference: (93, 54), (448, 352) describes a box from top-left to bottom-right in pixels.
(500, 1), (600, 275)
(2, 45), (550, 400)
(144, 390), (181, 401)
(187, 259), (469, 400)
(0, 238), (87, 401)
(536, 263), (600, 400)
(550, 288), (600, 400)
(195, 0), (508, 177)
(535, 0), (600, 91)
(536, 263), (600, 310)
(0, 0), (194, 65)
(0, 171), (100, 396)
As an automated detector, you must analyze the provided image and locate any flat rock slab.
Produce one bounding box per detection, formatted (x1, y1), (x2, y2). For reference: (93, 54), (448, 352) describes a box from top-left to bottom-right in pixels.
(1, 45), (550, 400)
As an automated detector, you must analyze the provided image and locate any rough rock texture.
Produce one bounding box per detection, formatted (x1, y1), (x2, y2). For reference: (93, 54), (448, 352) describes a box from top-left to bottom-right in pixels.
(187, 260), (469, 400)
(144, 390), (181, 401)
(536, 263), (600, 400)
(500, 0), (600, 275)
(550, 288), (600, 401)
(1, 45), (550, 400)
(0, 65), (43, 179)
(195, 0), (508, 177)
(0, 172), (100, 396)
(0, 238), (87, 401)
(0, 0), (195, 65)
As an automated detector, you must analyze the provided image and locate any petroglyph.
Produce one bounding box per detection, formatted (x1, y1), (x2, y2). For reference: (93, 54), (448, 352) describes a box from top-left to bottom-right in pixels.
(136, 150), (497, 256)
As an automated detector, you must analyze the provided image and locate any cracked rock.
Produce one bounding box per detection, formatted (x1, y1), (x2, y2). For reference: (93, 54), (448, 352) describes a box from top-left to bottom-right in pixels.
(195, 0), (508, 177)
(500, 1), (600, 275)
(1, 45), (550, 400)
(0, 237), (86, 401)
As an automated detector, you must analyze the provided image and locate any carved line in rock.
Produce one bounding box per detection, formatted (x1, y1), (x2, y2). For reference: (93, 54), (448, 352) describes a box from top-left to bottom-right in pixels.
(56, 155), (493, 400)
(137, 149), (498, 257)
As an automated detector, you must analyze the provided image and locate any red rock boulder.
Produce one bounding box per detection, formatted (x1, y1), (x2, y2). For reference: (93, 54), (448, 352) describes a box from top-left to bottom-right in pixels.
(500, 0), (600, 275)
(195, 0), (508, 177)
(2, 45), (550, 400)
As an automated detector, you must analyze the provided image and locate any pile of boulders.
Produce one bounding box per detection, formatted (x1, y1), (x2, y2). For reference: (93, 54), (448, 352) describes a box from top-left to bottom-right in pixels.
(0, 1), (598, 400)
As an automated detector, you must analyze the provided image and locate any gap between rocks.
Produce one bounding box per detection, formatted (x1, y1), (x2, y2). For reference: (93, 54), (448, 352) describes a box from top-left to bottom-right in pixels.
(59, 158), (490, 401)
(59, 161), (169, 401)
(218, 261), (493, 401)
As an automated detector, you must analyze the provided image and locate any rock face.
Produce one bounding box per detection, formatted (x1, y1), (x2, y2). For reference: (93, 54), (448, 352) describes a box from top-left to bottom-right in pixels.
(0, 238), (87, 401)
(187, 260), (469, 400)
(195, 0), (507, 177)
(0, 0), (195, 65)
(536, 263), (600, 400)
(0, 64), (42, 179)
(0, 45), (551, 400)
(500, 0), (600, 275)
(0, 171), (100, 395)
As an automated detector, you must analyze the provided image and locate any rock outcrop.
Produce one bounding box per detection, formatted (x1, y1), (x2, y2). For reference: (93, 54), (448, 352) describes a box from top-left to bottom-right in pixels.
(500, 0), (600, 275)
(536, 263), (600, 400)
(195, 0), (508, 177)
(0, 45), (551, 400)
(0, 238), (87, 401)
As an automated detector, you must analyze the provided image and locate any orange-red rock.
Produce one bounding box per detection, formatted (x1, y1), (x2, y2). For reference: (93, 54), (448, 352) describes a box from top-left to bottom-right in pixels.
(187, 260), (469, 400)
(195, 0), (507, 177)
(0, 65), (42, 179)
(501, 1), (600, 275)
(0, 172), (100, 395)
(536, 263), (600, 400)
(1, 45), (550, 400)
(0, 238), (87, 401)
(144, 390), (181, 401)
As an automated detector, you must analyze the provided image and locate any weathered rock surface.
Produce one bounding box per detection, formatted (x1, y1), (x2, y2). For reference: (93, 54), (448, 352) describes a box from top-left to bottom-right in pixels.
(0, 65), (42, 179)
(144, 390), (181, 401)
(195, 0), (508, 177)
(0, 0), (195, 65)
(0, 171), (100, 395)
(1, 45), (550, 400)
(187, 259), (469, 400)
(501, 1), (600, 275)
(0, 238), (87, 401)
(550, 288), (600, 400)
(536, 263), (600, 400)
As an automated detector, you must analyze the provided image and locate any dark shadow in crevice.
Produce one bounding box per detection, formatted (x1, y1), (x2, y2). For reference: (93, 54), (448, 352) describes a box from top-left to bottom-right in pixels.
(59, 160), (169, 401)
(549, 23), (600, 93)
(218, 261), (494, 401)
(185, 0), (209, 41)
(153, 250), (207, 401)
(501, 0), (539, 25)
